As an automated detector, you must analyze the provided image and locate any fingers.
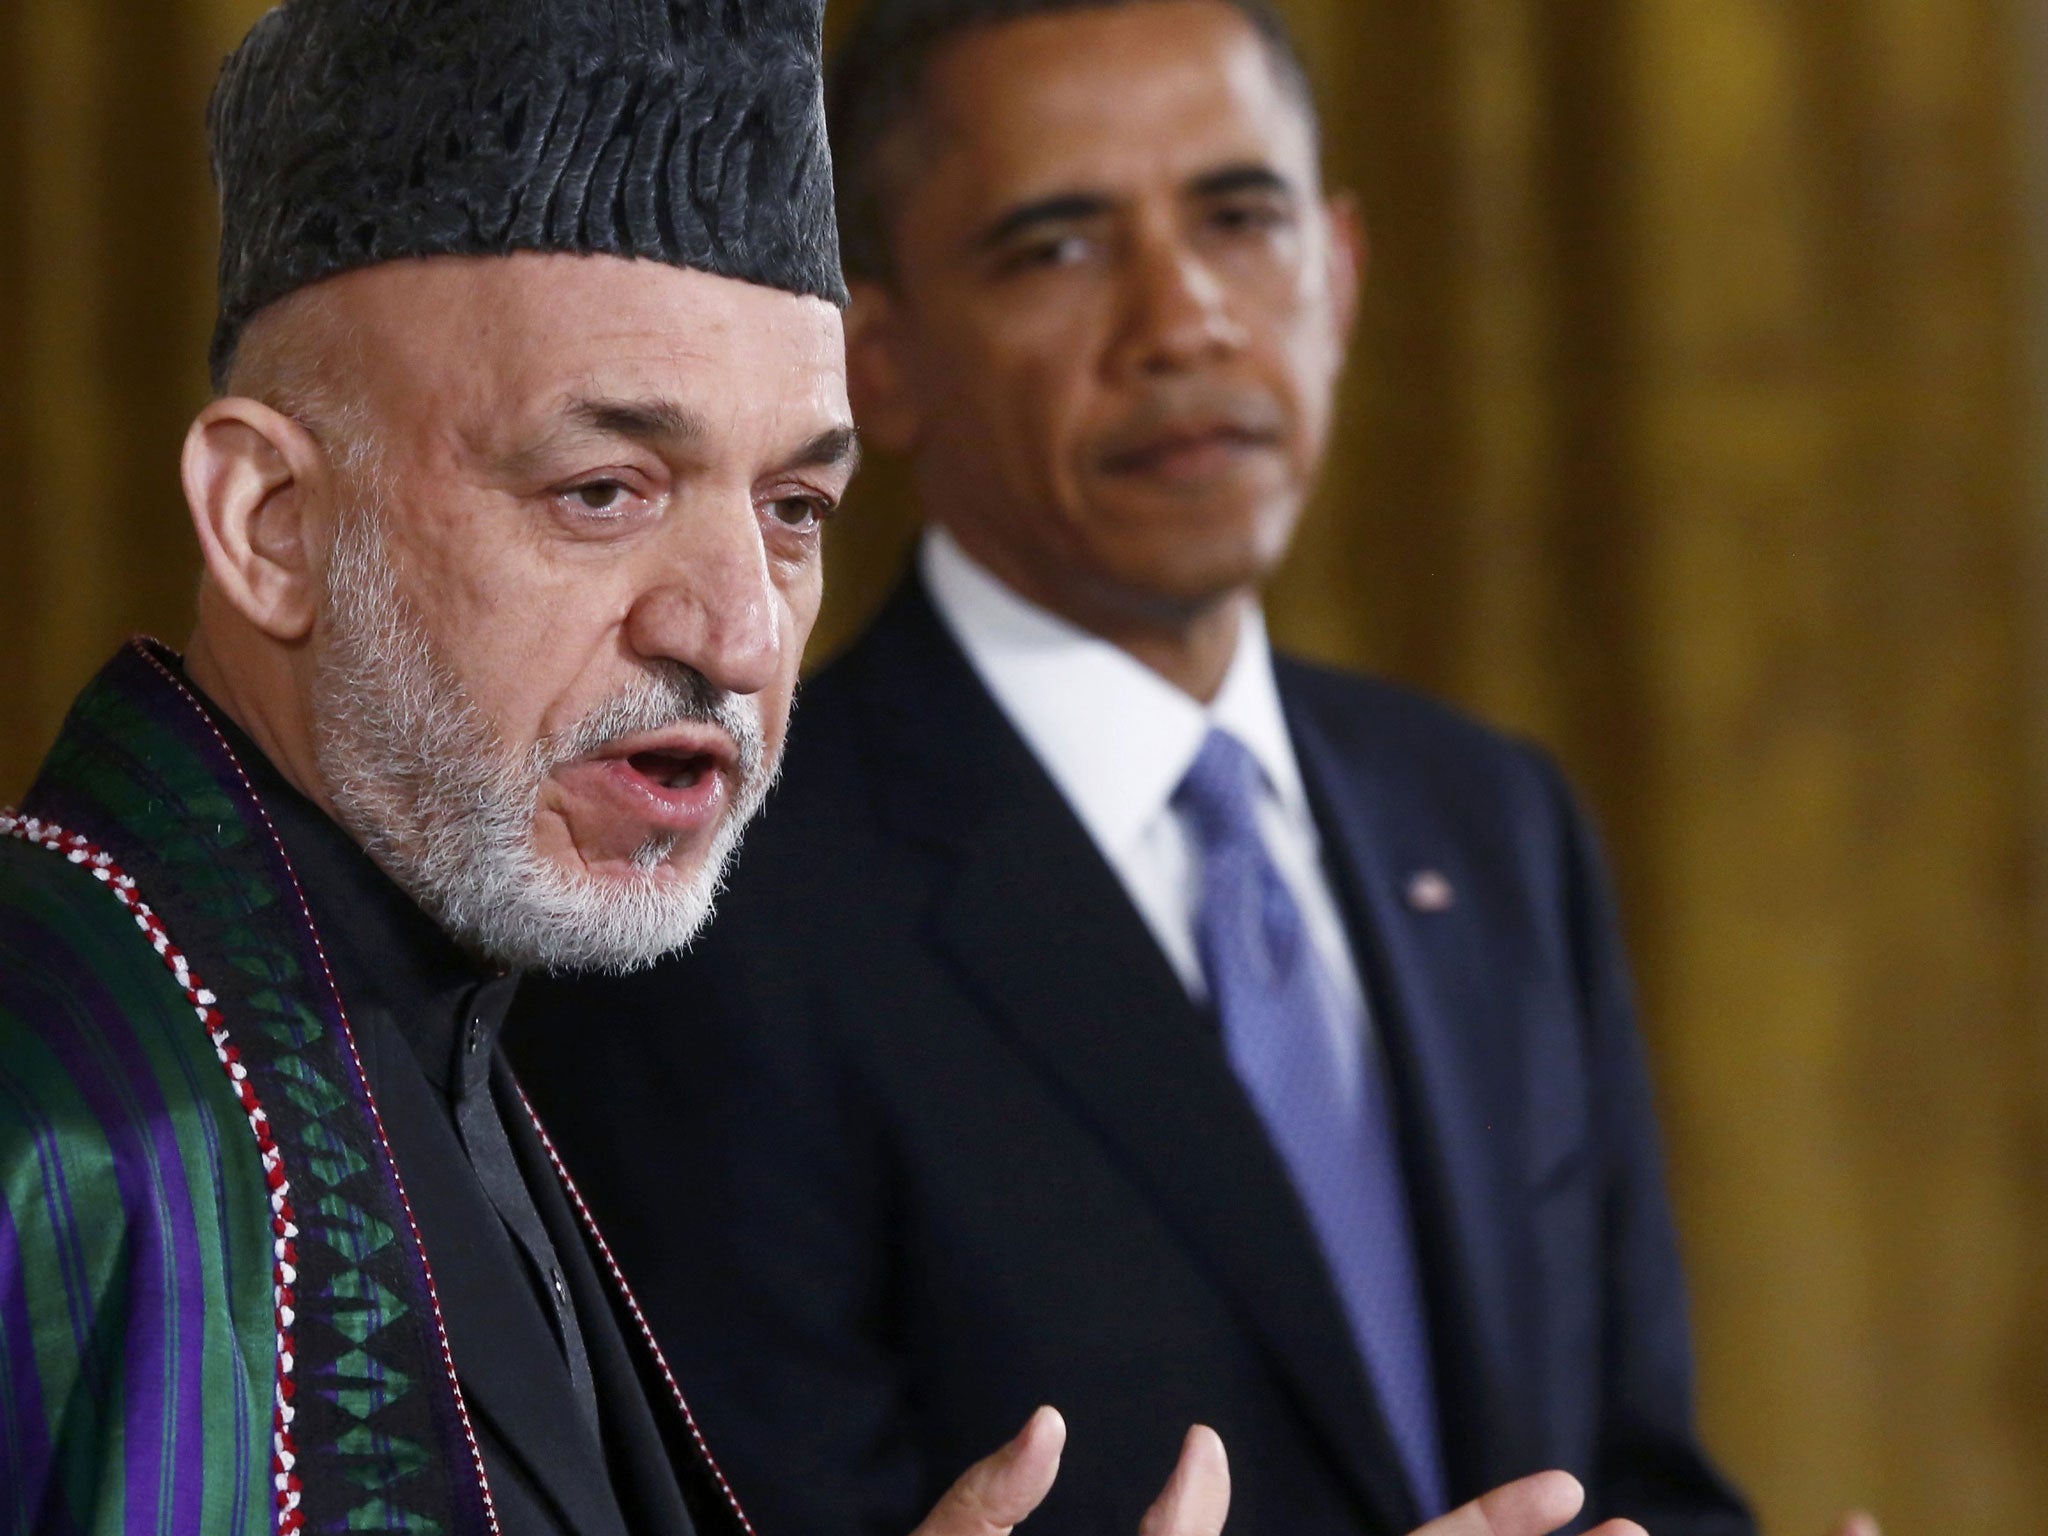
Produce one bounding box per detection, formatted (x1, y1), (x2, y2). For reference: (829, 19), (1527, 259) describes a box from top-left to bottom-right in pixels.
(1138, 1425), (1231, 1536)
(1830, 1514), (1881, 1536)
(911, 1406), (1067, 1536)
(1412, 1471), (1586, 1536)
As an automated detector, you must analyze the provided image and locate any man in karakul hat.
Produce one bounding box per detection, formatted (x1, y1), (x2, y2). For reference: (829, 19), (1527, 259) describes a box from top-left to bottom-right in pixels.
(0, 0), (864, 1528)
(0, 2), (1656, 1535)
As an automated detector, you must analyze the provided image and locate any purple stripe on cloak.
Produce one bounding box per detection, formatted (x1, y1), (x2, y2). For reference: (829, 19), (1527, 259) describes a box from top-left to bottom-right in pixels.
(0, 1193), (57, 1529)
(146, 1003), (255, 1536)
(26, 674), (260, 1519)
(6, 929), (214, 1536)
(0, 1061), (100, 1403)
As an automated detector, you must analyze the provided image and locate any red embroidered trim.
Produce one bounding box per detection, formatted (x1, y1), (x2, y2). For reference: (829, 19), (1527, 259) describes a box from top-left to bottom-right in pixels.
(129, 641), (503, 1536)
(2, 810), (306, 1533)
(517, 1088), (759, 1536)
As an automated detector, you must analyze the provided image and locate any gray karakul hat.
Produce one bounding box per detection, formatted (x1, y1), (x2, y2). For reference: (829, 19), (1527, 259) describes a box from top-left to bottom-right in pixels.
(207, 0), (846, 386)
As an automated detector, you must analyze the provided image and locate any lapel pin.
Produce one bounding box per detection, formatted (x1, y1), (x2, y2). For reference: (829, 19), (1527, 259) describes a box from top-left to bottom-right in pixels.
(1405, 869), (1455, 913)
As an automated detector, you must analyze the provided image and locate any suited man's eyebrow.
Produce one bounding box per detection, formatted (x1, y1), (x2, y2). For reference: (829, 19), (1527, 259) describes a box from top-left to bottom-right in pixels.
(974, 165), (1299, 256)
(976, 192), (1116, 253)
(1185, 163), (1297, 201)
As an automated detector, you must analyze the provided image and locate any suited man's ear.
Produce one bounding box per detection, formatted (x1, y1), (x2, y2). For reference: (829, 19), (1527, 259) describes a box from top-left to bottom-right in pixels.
(845, 280), (921, 455)
(1323, 190), (1367, 346)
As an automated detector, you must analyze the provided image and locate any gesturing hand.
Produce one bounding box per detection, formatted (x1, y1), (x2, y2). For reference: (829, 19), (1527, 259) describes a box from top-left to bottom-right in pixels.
(1409, 1471), (1645, 1536)
(910, 1408), (1229, 1536)
(910, 1417), (1653, 1536)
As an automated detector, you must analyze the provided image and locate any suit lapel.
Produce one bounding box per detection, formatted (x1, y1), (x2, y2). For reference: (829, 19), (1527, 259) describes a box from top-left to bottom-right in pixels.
(1282, 674), (1544, 1500)
(853, 582), (1420, 1533)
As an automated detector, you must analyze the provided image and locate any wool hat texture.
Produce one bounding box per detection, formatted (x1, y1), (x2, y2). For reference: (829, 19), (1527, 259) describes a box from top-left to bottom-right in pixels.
(207, 0), (845, 385)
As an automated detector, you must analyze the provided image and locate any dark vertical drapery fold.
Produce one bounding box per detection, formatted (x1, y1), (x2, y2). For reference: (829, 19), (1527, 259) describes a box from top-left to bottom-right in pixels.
(0, 0), (32, 779)
(7, 0), (221, 799)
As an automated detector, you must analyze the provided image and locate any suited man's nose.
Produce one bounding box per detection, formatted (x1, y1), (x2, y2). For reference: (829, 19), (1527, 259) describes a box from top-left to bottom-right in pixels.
(1117, 248), (1245, 374)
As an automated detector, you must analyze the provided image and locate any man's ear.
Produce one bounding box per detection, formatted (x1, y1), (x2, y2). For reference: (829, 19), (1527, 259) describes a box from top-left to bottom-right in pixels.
(181, 397), (335, 643)
(1323, 190), (1368, 343)
(843, 279), (922, 455)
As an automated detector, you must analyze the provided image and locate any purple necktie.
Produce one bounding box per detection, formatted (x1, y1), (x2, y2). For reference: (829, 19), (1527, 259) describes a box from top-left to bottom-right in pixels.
(1175, 728), (1447, 1518)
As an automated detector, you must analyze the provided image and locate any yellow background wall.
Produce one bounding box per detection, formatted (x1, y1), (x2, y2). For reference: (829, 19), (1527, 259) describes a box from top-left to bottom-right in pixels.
(5, 2), (2045, 1530)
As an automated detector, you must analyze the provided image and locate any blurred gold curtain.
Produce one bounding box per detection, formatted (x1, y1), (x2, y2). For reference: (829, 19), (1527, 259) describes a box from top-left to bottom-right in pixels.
(6, 2), (2046, 1531)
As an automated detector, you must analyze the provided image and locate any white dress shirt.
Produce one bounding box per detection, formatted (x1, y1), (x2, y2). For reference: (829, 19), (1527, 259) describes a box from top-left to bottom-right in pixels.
(920, 528), (1372, 1072)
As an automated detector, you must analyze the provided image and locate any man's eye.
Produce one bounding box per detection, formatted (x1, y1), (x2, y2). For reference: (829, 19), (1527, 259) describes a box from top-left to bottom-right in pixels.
(1213, 200), (1289, 235)
(766, 495), (830, 531)
(570, 481), (631, 512)
(1005, 234), (1093, 273)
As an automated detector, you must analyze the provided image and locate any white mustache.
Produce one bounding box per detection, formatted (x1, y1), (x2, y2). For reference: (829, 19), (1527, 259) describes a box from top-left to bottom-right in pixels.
(542, 666), (766, 785)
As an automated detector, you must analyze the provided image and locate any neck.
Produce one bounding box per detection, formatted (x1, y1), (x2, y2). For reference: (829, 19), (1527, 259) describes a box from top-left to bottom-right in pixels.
(1088, 596), (1248, 704)
(183, 611), (340, 823)
(936, 519), (1252, 702)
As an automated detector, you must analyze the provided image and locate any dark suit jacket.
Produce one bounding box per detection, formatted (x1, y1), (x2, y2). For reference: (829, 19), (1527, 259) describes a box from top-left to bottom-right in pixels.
(512, 576), (1754, 1536)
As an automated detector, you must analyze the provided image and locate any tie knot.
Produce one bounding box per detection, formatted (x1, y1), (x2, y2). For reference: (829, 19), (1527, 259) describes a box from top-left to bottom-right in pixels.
(1173, 729), (1265, 849)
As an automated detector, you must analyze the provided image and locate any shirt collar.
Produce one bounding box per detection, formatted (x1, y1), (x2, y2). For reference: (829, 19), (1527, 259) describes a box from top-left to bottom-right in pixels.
(919, 525), (1309, 855)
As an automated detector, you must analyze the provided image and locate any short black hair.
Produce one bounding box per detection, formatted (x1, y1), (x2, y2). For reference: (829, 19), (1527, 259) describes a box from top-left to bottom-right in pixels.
(826, 0), (1318, 284)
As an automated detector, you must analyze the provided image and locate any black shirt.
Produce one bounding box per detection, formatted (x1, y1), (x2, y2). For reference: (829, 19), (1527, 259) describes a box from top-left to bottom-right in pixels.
(193, 681), (696, 1536)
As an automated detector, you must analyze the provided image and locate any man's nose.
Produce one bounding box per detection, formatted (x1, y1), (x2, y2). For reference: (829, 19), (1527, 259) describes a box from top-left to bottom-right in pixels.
(622, 498), (785, 698)
(1113, 234), (1246, 376)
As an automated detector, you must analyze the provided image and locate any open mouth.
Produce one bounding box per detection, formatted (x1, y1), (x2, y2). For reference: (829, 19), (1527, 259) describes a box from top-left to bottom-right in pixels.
(626, 748), (716, 792)
(543, 722), (743, 860)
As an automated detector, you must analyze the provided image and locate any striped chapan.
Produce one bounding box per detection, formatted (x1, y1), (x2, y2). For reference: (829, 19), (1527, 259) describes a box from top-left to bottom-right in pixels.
(0, 641), (751, 1536)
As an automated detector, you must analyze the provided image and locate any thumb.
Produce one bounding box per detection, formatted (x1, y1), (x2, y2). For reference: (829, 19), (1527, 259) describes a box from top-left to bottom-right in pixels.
(912, 1406), (1067, 1536)
(1138, 1425), (1230, 1536)
(1413, 1472), (1587, 1536)
(1830, 1514), (1881, 1536)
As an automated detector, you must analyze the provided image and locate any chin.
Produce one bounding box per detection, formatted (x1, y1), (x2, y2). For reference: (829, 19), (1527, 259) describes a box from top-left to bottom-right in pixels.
(539, 808), (711, 880)
(1095, 532), (1282, 610)
(430, 817), (738, 976)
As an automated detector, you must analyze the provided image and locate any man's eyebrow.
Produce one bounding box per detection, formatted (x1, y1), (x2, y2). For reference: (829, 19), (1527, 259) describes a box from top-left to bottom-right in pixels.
(781, 425), (862, 478)
(564, 395), (707, 445)
(976, 192), (1115, 252)
(1186, 163), (1297, 201)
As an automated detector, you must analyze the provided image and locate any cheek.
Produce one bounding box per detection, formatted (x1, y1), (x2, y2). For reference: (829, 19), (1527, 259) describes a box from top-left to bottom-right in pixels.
(766, 554), (819, 700)
(1018, 356), (1095, 481)
(759, 648), (805, 764)
(416, 550), (628, 746)
(940, 295), (1101, 452)
(1269, 304), (1343, 447)
(777, 555), (824, 648)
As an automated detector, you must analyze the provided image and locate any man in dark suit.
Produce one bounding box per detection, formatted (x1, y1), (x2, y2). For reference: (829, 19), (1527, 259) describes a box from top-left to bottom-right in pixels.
(514, 2), (1754, 1535)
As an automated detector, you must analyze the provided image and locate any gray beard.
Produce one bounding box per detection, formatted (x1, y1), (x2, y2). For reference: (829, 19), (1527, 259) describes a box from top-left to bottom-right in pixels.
(307, 509), (777, 974)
